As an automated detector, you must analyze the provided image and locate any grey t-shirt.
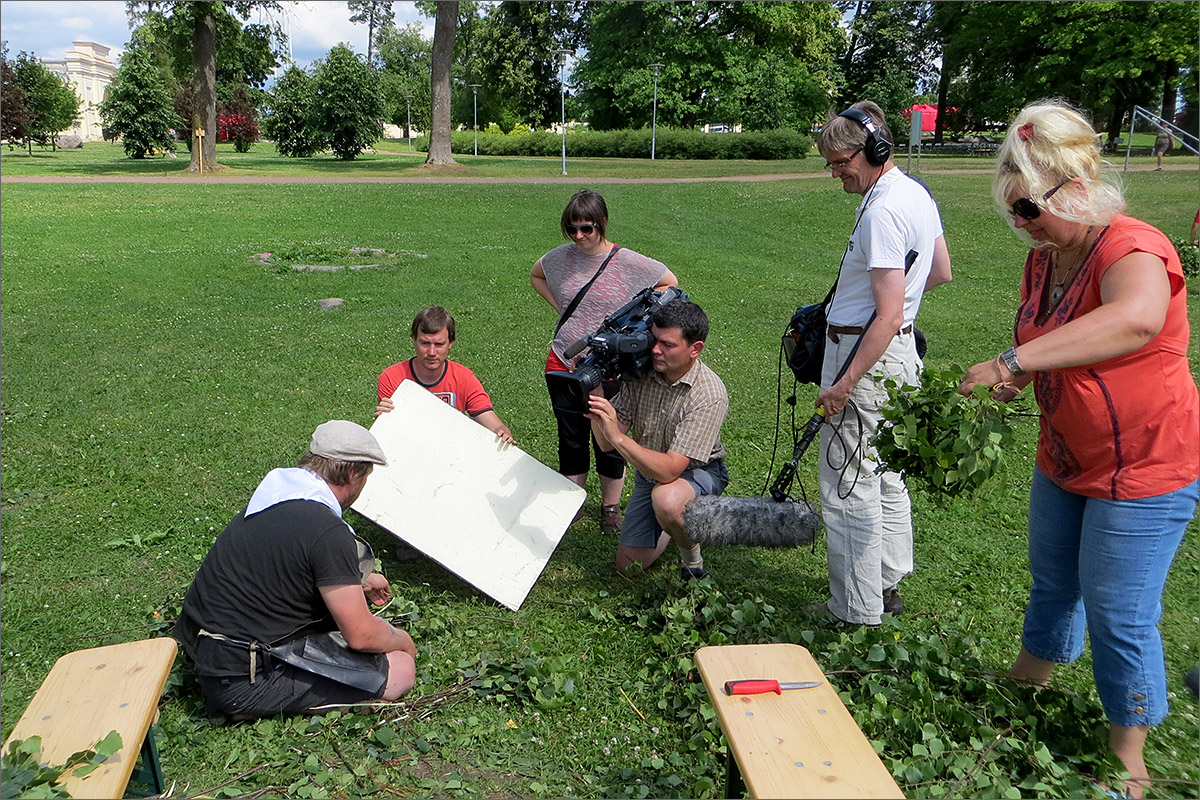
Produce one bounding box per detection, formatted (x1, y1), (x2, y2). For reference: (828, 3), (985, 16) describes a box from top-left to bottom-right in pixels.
(540, 243), (668, 364)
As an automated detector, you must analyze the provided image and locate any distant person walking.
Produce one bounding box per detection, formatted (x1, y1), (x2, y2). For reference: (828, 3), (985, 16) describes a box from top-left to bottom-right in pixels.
(1153, 128), (1172, 169)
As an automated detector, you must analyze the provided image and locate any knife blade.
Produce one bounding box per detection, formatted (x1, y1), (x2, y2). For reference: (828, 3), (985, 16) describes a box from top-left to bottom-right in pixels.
(724, 679), (822, 695)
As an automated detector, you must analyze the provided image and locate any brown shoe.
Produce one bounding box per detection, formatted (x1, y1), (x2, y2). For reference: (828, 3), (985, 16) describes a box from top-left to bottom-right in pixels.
(600, 504), (622, 533)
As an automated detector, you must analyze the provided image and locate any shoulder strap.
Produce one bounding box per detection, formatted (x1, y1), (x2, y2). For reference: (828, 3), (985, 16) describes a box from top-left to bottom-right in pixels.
(554, 245), (621, 335)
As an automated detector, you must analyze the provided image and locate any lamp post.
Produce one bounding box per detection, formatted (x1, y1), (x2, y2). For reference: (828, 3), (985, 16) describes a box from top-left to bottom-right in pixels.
(469, 84), (481, 156)
(650, 63), (663, 160)
(403, 93), (413, 153)
(550, 48), (573, 176)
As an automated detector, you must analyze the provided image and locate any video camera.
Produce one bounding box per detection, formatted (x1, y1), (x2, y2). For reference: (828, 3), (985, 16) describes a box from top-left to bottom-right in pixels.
(546, 286), (689, 414)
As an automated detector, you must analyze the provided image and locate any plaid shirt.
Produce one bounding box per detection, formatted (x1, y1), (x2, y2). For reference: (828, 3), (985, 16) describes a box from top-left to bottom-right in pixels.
(614, 359), (727, 471)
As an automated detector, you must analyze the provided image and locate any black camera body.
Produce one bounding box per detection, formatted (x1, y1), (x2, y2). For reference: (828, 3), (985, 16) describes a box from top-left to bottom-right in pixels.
(547, 286), (688, 414)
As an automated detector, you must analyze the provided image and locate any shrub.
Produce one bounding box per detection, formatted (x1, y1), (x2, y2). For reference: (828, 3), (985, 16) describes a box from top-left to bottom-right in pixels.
(219, 112), (258, 153)
(414, 127), (812, 160)
(1169, 235), (1198, 279)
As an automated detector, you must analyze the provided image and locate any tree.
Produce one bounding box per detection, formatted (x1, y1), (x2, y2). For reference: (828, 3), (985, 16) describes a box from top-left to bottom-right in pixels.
(939, 2), (1198, 140)
(576, 2), (840, 131)
(1, 43), (34, 145)
(377, 21), (433, 135)
(99, 30), (176, 158)
(425, 0), (457, 166)
(260, 65), (323, 156)
(127, 1), (283, 172)
(837, 1), (935, 138)
(311, 44), (382, 160)
(474, 2), (580, 130)
(348, 0), (395, 68)
(13, 52), (81, 153)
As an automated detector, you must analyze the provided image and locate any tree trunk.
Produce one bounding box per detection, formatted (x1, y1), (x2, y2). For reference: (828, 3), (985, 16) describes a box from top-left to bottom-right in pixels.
(425, 0), (457, 167)
(1161, 60), (1179, 124)
(934, 56), (951, 145)
(189, 5), (219, 173)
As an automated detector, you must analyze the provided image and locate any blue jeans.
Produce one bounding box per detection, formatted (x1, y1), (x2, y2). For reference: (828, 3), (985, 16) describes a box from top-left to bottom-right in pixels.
(1023, 467), (1198, 727)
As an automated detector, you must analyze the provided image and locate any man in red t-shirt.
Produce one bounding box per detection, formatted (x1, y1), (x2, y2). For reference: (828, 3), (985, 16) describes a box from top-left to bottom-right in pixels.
(376, 307), (515, 444)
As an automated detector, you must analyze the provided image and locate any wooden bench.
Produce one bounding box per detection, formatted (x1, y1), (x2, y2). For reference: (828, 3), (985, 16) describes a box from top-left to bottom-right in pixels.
(4, 638), (178, 799)
(695, 643), (903, 799)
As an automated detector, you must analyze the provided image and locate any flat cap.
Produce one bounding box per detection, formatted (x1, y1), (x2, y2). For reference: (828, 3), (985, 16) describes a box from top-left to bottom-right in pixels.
(309, 420), (388, 466)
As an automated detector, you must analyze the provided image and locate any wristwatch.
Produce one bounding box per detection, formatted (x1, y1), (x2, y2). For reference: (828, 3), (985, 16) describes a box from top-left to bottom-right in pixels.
(999, 347), (1025, 378)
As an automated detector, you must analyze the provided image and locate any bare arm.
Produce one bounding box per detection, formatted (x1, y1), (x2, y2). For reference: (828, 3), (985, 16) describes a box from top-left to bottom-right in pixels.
(587, 394), (690, 484)
(472, 409), (515, 444)
(320, 584), (416, 658)
(818, 267), (906, 418)
(654, 268), (680, 291)
(531, 259), (558, 311)
(959, 252), (1170, 395)
(924, 235), (952, 291)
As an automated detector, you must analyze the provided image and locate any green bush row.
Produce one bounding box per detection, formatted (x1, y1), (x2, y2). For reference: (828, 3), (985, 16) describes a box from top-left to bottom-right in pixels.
(409, 128), (813, 160)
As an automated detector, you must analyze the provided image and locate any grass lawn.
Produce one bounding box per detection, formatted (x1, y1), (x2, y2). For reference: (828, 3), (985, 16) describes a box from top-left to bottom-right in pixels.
(1, 167), (1197, 798)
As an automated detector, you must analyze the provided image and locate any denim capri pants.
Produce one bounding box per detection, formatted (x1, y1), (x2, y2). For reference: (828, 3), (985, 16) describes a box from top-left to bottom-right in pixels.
(1023, 467), (1198, 727)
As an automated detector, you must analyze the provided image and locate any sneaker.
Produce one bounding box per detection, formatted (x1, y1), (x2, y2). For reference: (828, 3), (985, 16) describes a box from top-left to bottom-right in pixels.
(882, 588), (905, 616)
(1186, 665), (1199, 699)
(680, 565), (707, 581)
(570, 506), (586, 526)
(600, 504), (622, 533)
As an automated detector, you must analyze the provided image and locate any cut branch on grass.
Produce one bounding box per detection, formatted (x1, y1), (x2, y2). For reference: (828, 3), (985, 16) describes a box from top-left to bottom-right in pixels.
(182, 763), (280, 799)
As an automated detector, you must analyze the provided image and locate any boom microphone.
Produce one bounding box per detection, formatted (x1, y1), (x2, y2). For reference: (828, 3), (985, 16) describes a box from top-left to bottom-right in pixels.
(683, 495), (820, 547)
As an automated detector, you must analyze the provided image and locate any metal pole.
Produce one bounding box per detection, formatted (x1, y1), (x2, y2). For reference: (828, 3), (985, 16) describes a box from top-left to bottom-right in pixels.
(1124, 106), (1136, 172)
(403, 94), (412, 153)
(650, 63), (663, 160)
(469, 84), (481, 156)
(551, 49), (572, 176)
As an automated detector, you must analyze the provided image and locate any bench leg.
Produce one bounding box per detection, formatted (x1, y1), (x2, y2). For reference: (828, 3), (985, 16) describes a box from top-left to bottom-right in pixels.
(724, 749), (746, 799)
(128, 725), (165, 797)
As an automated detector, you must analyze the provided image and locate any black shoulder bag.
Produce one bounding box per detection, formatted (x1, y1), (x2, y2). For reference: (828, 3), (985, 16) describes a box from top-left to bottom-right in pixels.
(783, 279), (837, 386)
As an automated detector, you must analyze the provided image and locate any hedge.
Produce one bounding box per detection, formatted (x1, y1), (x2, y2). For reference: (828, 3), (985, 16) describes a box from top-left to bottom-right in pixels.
(409, 127), (812, 160)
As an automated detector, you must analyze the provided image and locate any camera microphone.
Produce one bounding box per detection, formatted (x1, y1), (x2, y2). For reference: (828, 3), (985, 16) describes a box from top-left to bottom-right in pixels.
(683, 495), (820, 547)
(563, 336), (590, 360)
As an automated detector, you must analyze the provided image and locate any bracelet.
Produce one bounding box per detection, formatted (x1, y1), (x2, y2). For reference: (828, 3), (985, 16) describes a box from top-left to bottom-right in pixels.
(1000, 347), (1025, 378)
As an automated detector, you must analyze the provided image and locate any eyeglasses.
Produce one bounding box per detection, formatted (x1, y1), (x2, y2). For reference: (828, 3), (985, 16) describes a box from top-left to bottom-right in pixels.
(566, 223), (597, 235)
(824, 147), (863, 170)
(1010, 178), (1070, 220)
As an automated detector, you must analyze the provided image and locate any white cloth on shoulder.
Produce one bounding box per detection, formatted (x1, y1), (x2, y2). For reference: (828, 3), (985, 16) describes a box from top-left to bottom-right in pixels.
(245, 467), (343, 519)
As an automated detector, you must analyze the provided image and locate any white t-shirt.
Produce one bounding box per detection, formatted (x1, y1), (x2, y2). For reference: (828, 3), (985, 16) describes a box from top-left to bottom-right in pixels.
(827, 167), (943, 328)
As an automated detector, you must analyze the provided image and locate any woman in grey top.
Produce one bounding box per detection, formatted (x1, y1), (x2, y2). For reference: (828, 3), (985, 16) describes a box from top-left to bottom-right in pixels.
(531, 189), (678, 533)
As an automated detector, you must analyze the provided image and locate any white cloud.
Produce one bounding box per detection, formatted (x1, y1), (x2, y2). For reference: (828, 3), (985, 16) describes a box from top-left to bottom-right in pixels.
(0, 0), (432, 69)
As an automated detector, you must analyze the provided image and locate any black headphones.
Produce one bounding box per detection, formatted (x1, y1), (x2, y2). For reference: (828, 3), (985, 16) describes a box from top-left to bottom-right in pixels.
(838, 107), (893, 166)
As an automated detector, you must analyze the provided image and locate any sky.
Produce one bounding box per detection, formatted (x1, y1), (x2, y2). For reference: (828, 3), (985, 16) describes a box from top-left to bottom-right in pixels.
(0, 0), (432, 71)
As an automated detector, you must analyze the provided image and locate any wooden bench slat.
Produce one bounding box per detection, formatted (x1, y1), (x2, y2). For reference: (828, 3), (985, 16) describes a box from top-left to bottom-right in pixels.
(695, 643), (903, 799)
(5, 639), (177, 799)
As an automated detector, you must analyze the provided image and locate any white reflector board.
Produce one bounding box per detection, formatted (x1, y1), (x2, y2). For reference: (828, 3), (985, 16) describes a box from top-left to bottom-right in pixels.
(352, 380), (586, 611)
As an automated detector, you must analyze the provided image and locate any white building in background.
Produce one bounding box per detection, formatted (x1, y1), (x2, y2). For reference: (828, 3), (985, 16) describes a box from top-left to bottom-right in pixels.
(43, 41), (119, 142)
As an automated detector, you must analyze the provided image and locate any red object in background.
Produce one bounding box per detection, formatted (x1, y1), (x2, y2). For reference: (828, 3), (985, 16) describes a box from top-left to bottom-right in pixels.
(902, 104), (951, 132)
(218, 112), (258, 143)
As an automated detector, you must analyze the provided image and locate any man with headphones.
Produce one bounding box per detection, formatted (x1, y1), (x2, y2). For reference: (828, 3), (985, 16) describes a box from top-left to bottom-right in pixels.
(807, 101), (953, 626)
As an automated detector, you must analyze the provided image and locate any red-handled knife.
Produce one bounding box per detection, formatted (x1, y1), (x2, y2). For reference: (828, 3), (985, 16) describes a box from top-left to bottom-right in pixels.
(724, 679), (822, 695)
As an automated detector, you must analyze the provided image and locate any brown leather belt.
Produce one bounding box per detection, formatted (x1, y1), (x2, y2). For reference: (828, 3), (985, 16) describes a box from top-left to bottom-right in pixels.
(827, 323), (913, 343)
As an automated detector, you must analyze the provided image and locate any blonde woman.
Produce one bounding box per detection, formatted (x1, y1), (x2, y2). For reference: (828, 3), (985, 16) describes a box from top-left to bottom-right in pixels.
(960, 100), (1198, 798)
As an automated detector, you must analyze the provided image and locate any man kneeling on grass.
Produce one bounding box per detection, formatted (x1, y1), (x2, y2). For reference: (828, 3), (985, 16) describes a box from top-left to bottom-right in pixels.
(586, 298), (729, 581)
(175, 420), (417, 720)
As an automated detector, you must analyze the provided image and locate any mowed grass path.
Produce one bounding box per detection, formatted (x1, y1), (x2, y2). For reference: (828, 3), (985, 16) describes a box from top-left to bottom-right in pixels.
(1, 170), (1196, 797)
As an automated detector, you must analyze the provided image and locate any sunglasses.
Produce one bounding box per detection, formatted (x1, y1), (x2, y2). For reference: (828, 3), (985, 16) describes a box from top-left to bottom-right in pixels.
(824, 147), (863, 170)
(1010, 178), (1070, 220)
(565, 223), (598, 235)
